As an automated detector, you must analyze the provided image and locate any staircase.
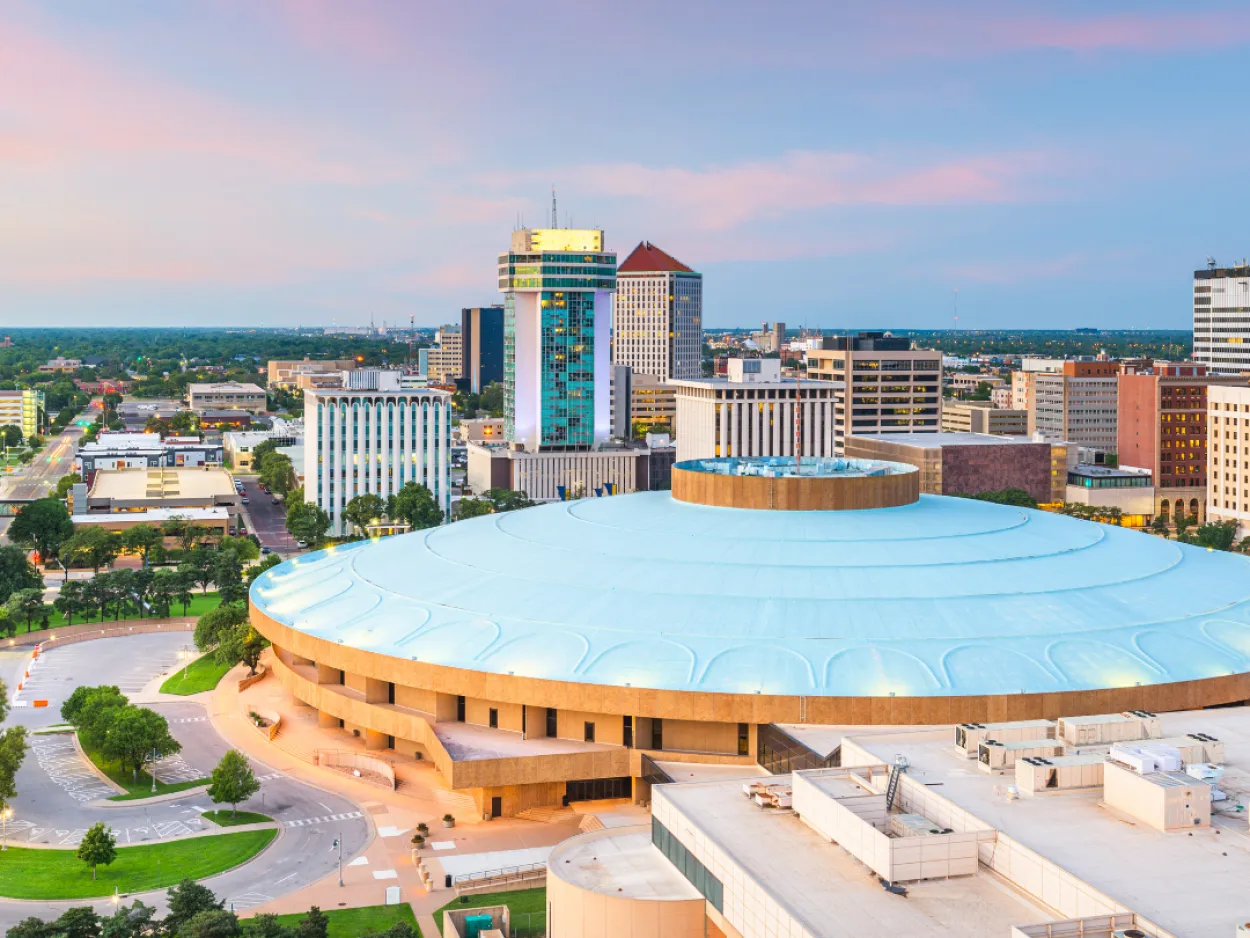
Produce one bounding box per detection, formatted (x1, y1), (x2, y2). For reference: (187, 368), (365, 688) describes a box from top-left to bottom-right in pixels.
(885, 755), (910, 810)
(515, 805), (575, 824)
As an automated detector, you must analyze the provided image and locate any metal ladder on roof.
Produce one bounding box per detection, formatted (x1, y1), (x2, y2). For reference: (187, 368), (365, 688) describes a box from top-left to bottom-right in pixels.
(885, 755), (909, 810)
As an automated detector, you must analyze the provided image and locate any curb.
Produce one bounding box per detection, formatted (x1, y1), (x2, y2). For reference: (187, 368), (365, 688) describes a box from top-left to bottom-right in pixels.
(69, 732), (127, 795)
(88, 784), (210, 808)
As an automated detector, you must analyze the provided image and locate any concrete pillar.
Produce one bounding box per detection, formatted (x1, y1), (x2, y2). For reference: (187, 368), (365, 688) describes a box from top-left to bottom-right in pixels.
(317, 710), (340, 729)
(365, 678), (390, 704)
(316, 663), (343, 685)
(365, 729), (390, 751)
(291, 652), (313, 667)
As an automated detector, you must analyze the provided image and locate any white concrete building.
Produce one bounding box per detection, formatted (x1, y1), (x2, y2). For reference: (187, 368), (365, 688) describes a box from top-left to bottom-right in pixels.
(613, 241), (703, 381)
(671, 359), (840, 463)
(303, 370), (452, 535)
(803, 332), (941, 453)
(1208, 384), (1250, 532)
(1026, 360), (1119, 453)
(1193, 261), (1250, 375)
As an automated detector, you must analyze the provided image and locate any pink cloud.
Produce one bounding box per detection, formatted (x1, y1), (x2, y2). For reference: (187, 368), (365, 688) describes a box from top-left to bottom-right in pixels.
(561, 149), (1059, 231)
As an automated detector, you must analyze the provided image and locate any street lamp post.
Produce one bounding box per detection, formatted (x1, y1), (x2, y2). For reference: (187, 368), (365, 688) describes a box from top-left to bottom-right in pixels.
(151, 746), (158, 793)
(333, 834), (343, 886)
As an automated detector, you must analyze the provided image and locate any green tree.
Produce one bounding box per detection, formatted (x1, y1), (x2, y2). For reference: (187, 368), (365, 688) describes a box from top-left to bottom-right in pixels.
(1, 424), (22, 448)
(0, 544), (42, 605)
(208, 749), (260, 818)
(51, 907), (101, 938)
(164, 879), (224, 937)
(342, 493), (386, 534)
(178, 910), (242, 938)
(121, 525), (162, 567)
(1194, 520), (1238, 551)
(1174, 512), (1194, 542)
(149, 569), (179, 618)
(102, 705), (181, 780)
(100, 899), (158, 938)
(0, 725), (29, 815)
(168, 410), (198, 434)
(292, 906), (328, 938)
(452, 496), (492, 520)
(217, 535), (259, 563)
(479, 381), (504, 417)
(286, 500), (330, 547)
(258, 452), (296, 497)
(67, 685), (129, 747)
(964, 488), (1038, 509)
(76, 822), (117, 880)
(218, 624), (268, 675)
(62, 526), (120, 573)
(172, 569), (195, 615)
(1151, 514), (1170, 536)
(7, 497), (74, 571)
(0, 607), (14, 640)
(389, 482), (443, 530)
(6, 588), (46, 632)
(250, 438), (278, 467)
(194, 602), (249, 652)
(6, 918), (54, 938)
(246, 553), (282, 586)
(214, 550), (246, 605)
(54, 472), (82, 499)
(53, 579), (89, 625)
(180, 548), (217, 595)
(485, 488), (535, 512)
(243, 913), (289, 938)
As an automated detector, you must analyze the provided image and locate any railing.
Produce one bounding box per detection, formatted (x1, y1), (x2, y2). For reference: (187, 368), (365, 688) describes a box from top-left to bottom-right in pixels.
(314, 749), (397, 790)
(238, 663), (268, 691)
(453, 861), (546, 894)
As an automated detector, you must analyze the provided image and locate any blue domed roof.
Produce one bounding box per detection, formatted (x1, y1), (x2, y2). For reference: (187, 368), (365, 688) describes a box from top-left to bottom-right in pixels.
(251, 493), (1250, 697)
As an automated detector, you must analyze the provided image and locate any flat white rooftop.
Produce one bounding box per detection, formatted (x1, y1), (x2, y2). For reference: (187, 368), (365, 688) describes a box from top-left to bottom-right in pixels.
(550, 827), (701, 900)
(658, 775), (1047, 937)
(653, 761), (768, 784)
(851, 706), (1250, 938)
(73, 507), (228, 524)
(432, 721), (616, 762)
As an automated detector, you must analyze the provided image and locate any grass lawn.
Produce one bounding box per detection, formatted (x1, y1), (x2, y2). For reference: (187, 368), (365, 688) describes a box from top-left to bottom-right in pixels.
(433, 887), (545, 932)
(0, 830), (275, 899)
(26, 590), (223, 633)
(203, 810), (272, 828)
(160, 653), (231, 695)
(79, 736), (209, 799)
(271, 905), (420, 938)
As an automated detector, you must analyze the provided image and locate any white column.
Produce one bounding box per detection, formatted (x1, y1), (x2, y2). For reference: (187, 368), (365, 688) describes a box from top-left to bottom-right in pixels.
(441, 398), (450, 514)
(335, 400), (346, 533)
(399, 399), (409, 490)
(730, 400), (739, 458)
(425, 398), (435, 491)
(367, 398), (377, 496)
(414, 399), (426, 488)
(319, 395), (331, 514)
(348, 401), (359, 504)
(380, 396), (391, 501)
(824, 401), (834, 456)
(804, 400), (813, 458)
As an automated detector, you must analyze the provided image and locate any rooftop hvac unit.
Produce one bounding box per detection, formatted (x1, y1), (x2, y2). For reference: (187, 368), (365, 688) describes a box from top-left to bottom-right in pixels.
(1112, 930), (1149, 938)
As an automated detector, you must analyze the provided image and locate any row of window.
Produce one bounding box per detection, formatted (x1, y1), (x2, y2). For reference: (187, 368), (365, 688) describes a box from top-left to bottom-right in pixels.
(651, 818), (724, 912)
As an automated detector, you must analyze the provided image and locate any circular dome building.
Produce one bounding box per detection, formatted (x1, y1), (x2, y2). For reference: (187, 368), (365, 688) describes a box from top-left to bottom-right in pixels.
(250, 457), (1250, 814)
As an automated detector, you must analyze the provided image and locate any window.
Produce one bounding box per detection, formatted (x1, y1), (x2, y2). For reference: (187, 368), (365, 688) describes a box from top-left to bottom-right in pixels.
(584, 721), (596, 743)
(738, 723), (750, 757)
(652, 718), (663, 750)
(489, 708), (498, 729)
(546, 708), (558, 738)
(623, 715), (633, 748)
(456, 695), (465, 722)
(651, 817), (724, 911)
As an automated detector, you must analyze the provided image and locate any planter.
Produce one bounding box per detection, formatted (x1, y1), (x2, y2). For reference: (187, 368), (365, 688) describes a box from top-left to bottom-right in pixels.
(442, 818), (455, 829)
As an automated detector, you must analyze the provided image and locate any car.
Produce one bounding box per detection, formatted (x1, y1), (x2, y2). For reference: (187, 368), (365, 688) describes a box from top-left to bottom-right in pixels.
(260, 546), (271, 555)
(271, 497), (279, 505)
(241, 496), (249, 504)
(296, 540), (308, 548)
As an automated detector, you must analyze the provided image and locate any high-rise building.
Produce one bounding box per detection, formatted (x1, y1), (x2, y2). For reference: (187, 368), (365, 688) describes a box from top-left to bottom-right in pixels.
(1026, 359), (1119, 454)
(460, 306), (505, 393)
(671, 358), (839, 463)
(1118, 361), (1242, 526)
(1193, 261), (1250, 375)
(613, 242), (702, 381)
(1208, 385), (1250, 532)
(803, 332), (941, 454)
(499, 227), (616, 452)
(303, 370), (452, 535)
(423, 324), (462, 384)
(0, 389), (44, 439)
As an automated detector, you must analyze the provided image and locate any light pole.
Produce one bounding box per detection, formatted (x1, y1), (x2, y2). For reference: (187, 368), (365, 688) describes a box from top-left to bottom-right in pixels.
(151, 746), (158, 793)
(333, 834), (343, 886)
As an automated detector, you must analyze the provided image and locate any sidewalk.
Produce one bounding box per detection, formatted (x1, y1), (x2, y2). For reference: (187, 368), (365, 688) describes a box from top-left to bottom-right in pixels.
(209, 658), (584, 924)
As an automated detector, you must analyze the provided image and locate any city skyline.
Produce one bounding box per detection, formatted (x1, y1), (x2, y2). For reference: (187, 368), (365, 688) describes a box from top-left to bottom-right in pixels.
(4, 1), (1250, 329)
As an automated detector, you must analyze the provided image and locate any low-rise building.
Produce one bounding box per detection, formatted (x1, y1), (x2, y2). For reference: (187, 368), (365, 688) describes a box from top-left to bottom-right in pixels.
(454, 417), (506, 444)
(39, 357), (81, 373)
(117, 399), (181, 432)
(671, 358), (840, 463)
(466, 440), (654, 501)
(187, 381), (267, 413)
(198, 410), (253, 429)
(267, 358), (356, 389)
(942, 401), (1028, 435)
(1065, 463), (1154, 526)
(80, 466), (238, 519)
(69, 504), (230, 541)
(222, 418), (303, 471)
(74, 432), (223, 482)
(846, 431), (1071, 504)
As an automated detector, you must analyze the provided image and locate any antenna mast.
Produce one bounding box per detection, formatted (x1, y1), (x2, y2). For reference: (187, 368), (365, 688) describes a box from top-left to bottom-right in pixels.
(551, 185), (557, 228)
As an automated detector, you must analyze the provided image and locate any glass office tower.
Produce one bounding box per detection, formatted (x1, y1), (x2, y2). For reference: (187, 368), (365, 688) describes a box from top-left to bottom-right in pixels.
(498, 229), (617, 452)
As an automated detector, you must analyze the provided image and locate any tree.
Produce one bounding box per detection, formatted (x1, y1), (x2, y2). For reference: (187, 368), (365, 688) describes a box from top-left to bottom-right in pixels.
(168, 410), (198, 435)
(217, 535), (259, 563)
(62, 526), (120, 574)
(100, 900), (158, 938)
(208, 749), (260, 818)
(1174, 512), (1194, 541)
(258, 452), (296, 497)
(7, 497), (74, 570)
(1, 424), (22, 449)
(122, 525), (162, 567)
(479, 382), (504, 417)
(0, 544), (42, 605)
(286, 500), (330, 546)
(1194, 520), (1238, 551)
(172, 569), (195, 615)
(964, 488), (1039, 509)
(149, 569), (179, 618)
(1151, 514), (1170, 536)
(218, 624), (268, 674)
(178, 910), (242, 938)
(54, 472), (82, 499)
(0, 725), (29, 815)
(214, 550), (246, 605)
(389, 482), (443, 530)
(6, 918), (54, 938)
(106, 568), (137, 620)
(164, 879), (224, 937)
(342, 493), (386, 534)
(292, 906), (329, 938)
(0, 607), (14, 640)
(452, 497), (494, 521)
(246, 553), (282, 586)
(76, 822), (117, 880)
(102, 705), (181, 780)
(244, 913), (289, 937)
(194, 602), (248, 652)
(484, 488), (535, 513)
(51, 907), (100, 938)
(53, 579), (89, 626)
(66, 685), (129, 748)
(180, 548), (217, 595)
(6, 588), (46, 632)
(250, 438), (278, 468)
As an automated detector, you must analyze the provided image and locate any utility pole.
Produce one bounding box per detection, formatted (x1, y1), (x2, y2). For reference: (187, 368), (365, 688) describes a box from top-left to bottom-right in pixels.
(334, 833), (343, 886)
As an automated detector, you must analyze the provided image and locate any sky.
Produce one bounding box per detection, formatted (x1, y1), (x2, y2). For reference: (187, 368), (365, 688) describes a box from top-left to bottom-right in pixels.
(2, 1), (1248, 330)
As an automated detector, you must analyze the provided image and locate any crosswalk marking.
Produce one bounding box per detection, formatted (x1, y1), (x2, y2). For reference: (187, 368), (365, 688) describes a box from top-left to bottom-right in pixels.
(285, 811), (362, 827)
(256, 772), (283, 782)
(171, 717), (208, 723)
(225, 892), (273, 912)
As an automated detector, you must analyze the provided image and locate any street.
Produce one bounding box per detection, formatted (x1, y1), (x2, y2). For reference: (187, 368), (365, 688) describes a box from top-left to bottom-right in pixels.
(237, 476), (300, 555)
(0, 632), (371, 927)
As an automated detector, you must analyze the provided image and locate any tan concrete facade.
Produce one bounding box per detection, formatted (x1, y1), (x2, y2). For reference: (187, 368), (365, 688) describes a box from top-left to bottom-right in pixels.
(671, 463), (920, 511)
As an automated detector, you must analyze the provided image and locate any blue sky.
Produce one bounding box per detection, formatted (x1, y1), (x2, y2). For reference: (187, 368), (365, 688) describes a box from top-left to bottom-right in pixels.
(2, 0), (1247, 328)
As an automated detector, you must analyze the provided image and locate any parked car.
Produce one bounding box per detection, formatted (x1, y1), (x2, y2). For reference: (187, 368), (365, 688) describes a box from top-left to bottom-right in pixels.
(271, 497), (280, 505)
(241, 496), (249, 504)
(260, 546), (271, 555)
